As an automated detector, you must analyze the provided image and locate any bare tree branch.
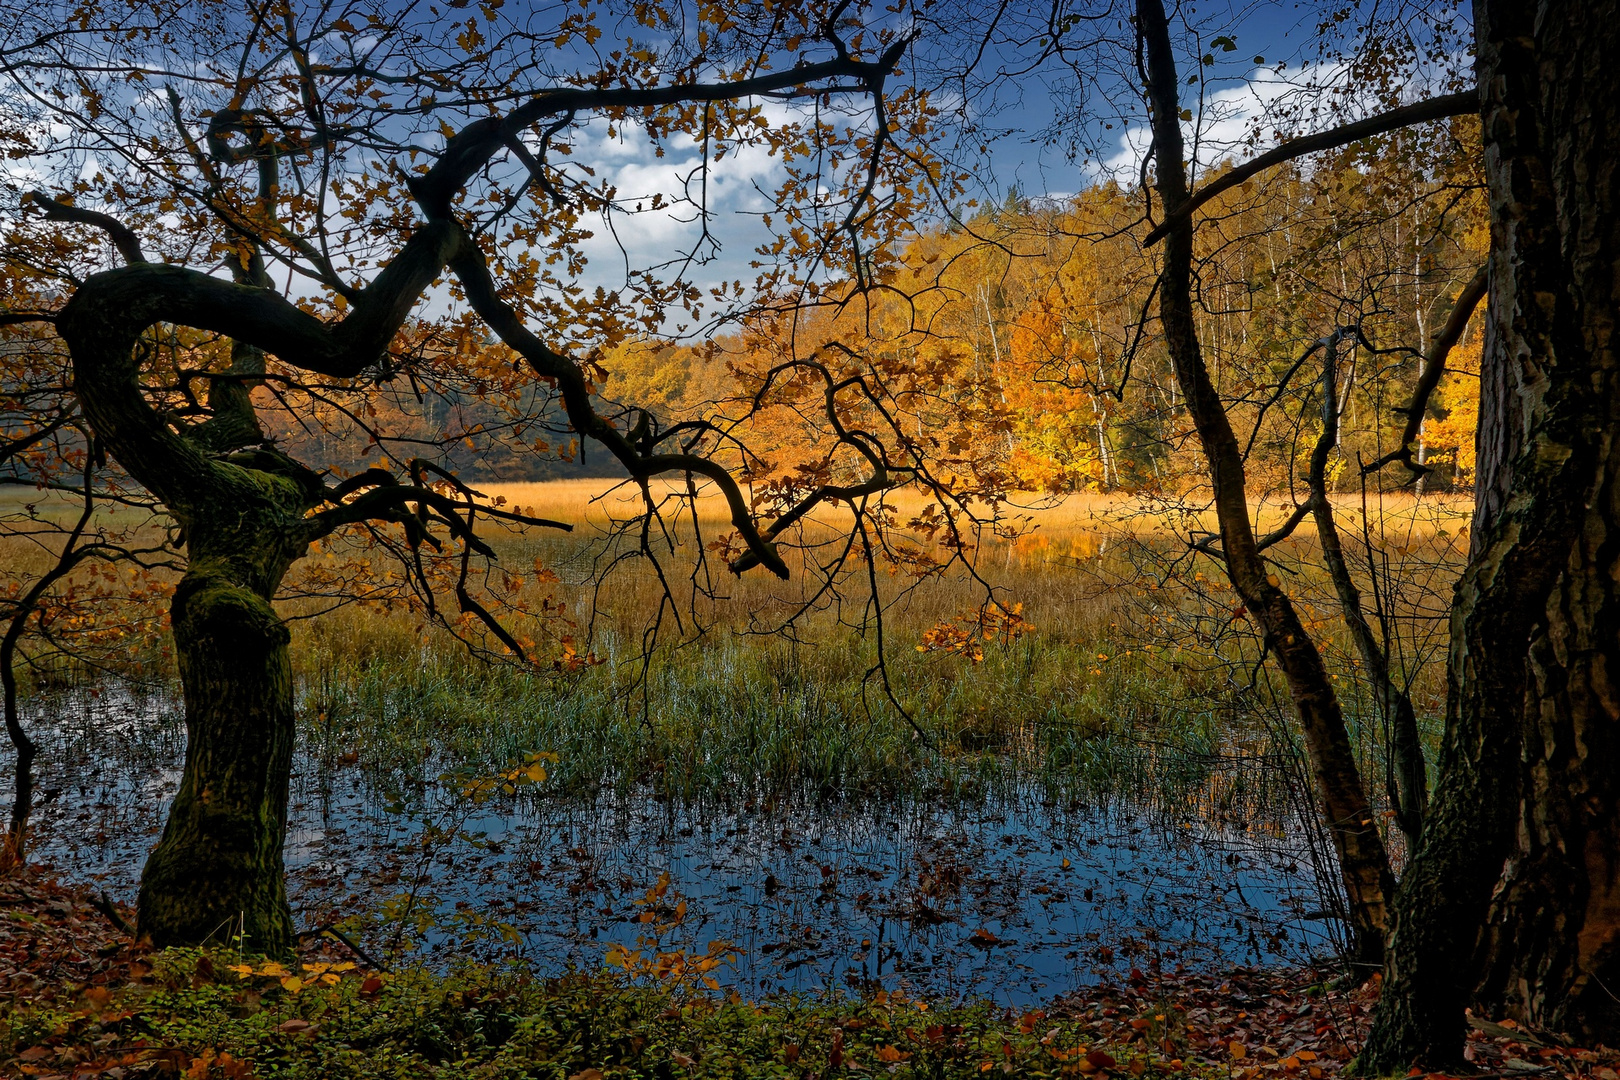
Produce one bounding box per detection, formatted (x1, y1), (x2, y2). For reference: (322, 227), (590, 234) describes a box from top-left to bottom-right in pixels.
(1362, 262), (1489, 479)
(1142, 91), (1476, 248)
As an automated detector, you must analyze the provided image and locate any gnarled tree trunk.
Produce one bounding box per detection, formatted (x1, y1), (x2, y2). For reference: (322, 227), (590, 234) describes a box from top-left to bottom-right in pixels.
(135, 506), (307, 955)
(27, 33), (891, 960)
(57, 263), (324, 956)
(1359, 0), (1620, 1066)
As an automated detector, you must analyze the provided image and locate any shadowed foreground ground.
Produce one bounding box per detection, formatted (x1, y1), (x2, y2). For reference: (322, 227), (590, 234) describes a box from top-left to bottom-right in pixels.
(5, 866), (1615, 1080)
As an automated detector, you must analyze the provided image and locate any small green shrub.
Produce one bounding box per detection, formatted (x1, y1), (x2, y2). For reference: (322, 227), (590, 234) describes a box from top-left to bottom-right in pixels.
(1, 949), (1199, 1080)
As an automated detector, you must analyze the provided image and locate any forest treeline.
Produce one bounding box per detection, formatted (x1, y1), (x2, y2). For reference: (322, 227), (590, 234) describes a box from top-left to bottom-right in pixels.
(262, 119), (1486, 499)
(595, 129), (1484, 499)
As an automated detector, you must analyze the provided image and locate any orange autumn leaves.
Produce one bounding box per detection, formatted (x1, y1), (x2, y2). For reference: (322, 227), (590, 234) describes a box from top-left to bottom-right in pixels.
(225, 959), (359, 995)
(919, 602), (1034, 663)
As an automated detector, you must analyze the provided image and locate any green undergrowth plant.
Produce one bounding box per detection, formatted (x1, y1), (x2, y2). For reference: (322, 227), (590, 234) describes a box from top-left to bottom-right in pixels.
(1, 948), (1202, 1080)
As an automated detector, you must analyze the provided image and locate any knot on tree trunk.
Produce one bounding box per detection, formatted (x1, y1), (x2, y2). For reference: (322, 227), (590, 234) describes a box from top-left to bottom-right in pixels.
(172, 576), (290, 651)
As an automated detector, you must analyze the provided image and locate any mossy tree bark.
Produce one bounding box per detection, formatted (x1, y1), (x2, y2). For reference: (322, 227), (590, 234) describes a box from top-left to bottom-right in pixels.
(45, 198), (757, 958)
(57, 268), (328, 953)
(1137, 0), (1396, 970)
(1359, 0), (1620, 1067)
(54, 236), (490, 953)
(135, 487), (315, 955)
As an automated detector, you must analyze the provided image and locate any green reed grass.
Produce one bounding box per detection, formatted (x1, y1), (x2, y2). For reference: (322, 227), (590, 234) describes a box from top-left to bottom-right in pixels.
(9, 482), (1468, 839)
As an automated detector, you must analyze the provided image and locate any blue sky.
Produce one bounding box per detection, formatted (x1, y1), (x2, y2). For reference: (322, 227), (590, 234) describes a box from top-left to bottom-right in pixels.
(561, 0), (1471, 332)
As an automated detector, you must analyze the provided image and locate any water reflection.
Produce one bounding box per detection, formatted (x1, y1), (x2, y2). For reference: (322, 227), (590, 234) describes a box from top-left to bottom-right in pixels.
(21, 688), (1340, 1005)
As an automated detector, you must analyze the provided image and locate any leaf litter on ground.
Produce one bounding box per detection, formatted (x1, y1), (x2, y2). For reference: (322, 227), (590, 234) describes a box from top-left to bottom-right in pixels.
(4, 865), (1618, 1080)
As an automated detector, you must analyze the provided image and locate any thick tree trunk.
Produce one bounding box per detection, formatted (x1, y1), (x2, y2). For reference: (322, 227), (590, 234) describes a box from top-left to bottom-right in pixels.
(136, 519), (303, 956)
(1467, 0), (1620, 1038)
(1359, 0), (1620, 1067)
(1474, 503), (1620, 1040)
(1137, 0), (1395, 969)
(58, 246), (320, 956)
(137, 570), (295, 954)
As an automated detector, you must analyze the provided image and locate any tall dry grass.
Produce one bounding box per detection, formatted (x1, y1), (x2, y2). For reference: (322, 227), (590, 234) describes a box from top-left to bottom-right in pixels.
(275, 480), (1470, 837)
(5, 478), (1471, 838)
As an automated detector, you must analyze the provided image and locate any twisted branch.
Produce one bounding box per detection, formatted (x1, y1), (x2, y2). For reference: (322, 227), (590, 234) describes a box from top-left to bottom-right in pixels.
(1361, 263), (1488, 479)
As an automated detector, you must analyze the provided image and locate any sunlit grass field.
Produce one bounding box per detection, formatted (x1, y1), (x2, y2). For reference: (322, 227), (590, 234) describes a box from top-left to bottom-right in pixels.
(282, 482), (1469, 842)
(4, 480), (1472, 841)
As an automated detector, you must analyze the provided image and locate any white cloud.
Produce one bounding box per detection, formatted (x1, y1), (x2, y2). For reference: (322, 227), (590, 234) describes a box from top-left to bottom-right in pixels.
(562, 101), (851, 323)
(1097, 66), (1310, 182)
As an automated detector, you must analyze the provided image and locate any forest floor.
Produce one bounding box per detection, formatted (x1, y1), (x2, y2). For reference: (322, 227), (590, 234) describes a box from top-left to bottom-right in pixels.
(3, 866), (1616, 1080)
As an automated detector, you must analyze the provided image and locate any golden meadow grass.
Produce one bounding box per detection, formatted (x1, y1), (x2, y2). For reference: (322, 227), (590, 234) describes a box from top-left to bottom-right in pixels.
(5, 480), (1473, 829)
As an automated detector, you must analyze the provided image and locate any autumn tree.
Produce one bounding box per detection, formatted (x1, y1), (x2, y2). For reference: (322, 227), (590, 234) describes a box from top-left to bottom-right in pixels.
(692, 0), (1487, 973)
(824, 0), (1465, 967)
(0, 0), (935, 955)
(1360, 0), (1620, 1060)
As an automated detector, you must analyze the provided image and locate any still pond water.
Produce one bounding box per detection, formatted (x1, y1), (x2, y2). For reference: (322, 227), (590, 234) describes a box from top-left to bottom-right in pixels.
(22, 689), (1339, 1005)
